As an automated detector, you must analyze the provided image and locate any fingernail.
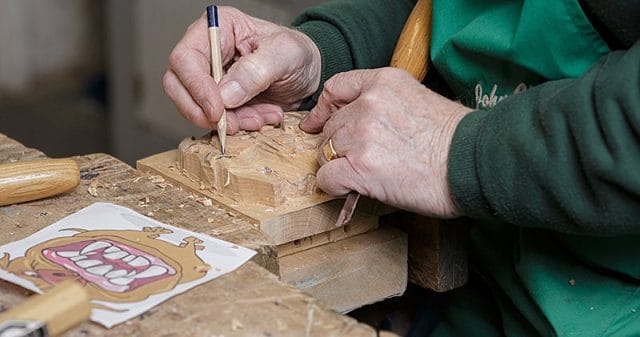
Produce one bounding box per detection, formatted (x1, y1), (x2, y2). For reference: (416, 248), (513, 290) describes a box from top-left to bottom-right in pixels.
(220, 81), (247, 107)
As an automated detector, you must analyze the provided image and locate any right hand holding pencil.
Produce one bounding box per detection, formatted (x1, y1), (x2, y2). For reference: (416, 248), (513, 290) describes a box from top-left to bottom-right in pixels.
(163, 6), (321, 133)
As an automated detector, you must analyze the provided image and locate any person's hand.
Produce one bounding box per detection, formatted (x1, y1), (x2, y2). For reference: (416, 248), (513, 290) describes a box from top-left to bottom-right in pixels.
(163, 6), (321, 133)
(300, 68), (472, 218)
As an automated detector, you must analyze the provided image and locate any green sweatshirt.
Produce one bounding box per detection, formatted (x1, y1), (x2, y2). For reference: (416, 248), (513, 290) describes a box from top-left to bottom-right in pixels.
(294, 0), (640, 336)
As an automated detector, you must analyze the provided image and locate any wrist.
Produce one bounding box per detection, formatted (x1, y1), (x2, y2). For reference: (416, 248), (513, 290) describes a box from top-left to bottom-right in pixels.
(438, 105), (473, 218)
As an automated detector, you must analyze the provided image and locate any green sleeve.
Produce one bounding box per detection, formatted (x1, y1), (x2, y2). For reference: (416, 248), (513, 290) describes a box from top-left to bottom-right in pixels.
(292, 0), (416, 110)
(448, 40), (640, 235)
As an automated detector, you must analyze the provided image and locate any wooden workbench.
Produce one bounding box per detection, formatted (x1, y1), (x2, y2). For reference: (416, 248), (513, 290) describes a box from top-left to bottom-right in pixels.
(0, 133), (386, 337)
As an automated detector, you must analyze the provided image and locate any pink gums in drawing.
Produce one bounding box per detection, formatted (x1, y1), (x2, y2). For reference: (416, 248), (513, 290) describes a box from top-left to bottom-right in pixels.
(42, 239), (176, 293)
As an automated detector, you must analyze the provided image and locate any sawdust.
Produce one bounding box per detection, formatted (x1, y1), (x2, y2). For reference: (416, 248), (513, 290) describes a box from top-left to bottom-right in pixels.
(138, 197), (150, 207)
(87, 180), (107, 197)
(231, 318), (243, 330)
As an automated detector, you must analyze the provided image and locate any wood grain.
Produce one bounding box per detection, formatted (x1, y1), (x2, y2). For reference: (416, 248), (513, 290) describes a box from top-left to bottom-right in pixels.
(280, 226), (408, 313)
(0, 158), (79, 206)
(384, 212), (468, 292)
(390, 0), (432, 81)
(0, 133), (379, 337)
(0, 281), (90, 337)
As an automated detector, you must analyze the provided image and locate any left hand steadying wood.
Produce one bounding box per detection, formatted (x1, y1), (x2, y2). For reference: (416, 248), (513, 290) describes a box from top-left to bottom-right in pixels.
(300, 67), (472, 218)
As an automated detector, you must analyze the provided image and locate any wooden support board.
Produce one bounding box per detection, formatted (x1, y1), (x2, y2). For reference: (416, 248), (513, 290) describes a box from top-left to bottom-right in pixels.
(280, 226), (408, 313)
(384, 212), (468, 292)
(0, 133), (385, 336)
(137, 112), (389, 246)
(277, 215), (379, 257)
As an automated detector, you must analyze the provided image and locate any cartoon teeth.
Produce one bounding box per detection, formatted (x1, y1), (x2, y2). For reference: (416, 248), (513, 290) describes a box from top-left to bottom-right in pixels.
(105, 269), (128, 278)
(70, 255), (87, 262)
(134, 265), (167, 278)
(110, 277), (135, 286)
(80, 241), (112, 255)
(86, 264), (114, 276)
(128, 256), (150, 267)
(57, 251), (80, 258)
(104, 250), (129, 260)
(76, 259), (102, 268)
(52, 240), (172, 290)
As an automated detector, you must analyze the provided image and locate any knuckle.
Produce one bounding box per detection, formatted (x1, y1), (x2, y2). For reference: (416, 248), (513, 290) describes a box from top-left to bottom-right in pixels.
(168, 47), (189, 67)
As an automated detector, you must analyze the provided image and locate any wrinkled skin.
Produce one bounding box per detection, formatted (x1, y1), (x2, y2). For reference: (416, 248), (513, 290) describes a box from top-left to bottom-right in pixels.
(300, 68), (472, 218)
(163, 6), (321, 133)
(165, 7), (472, 217)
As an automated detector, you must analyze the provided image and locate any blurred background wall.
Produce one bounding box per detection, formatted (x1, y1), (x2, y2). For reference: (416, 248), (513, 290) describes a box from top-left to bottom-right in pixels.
(0, 0), (325, 164)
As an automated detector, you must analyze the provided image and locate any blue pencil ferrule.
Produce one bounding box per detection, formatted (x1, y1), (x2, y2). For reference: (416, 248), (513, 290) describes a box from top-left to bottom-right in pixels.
(206, 5), (219, 28)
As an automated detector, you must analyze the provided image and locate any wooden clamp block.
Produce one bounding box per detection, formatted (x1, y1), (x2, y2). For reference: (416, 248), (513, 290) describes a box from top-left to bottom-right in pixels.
(383, 212), (468, 292)
(280, 226), (408, 313)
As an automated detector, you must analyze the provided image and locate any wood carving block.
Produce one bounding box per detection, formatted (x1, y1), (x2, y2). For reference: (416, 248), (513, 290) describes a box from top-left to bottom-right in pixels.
(137, 112), (390, 246)
(178, 112), (321, 207)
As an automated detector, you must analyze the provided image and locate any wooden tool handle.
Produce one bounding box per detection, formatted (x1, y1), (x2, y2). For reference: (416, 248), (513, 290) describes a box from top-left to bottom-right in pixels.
(390, 0), (433, 81)
(0, 158), (80, 206)
(0, 281), (90, 337)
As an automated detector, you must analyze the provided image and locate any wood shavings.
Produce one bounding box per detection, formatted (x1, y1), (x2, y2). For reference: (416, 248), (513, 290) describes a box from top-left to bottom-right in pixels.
(133, 177), (142, 183)
(276, 319), (288, 331)
(304, 303), (315, 337)
(87, 180), (107, 197)
(147, 211), (154, 217)
(148, 175), (165, 184)
(210, 229), (222, 236)
(207, 218), (215, 223)
(231, 319), (243, 330)
(178, 204), (185, 209)
(138, 197), (150, 207)
(197, 197), (213, 206)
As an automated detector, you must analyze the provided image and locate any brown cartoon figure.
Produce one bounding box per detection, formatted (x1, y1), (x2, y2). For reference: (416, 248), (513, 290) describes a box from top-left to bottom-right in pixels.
(0, 226), (209, 303)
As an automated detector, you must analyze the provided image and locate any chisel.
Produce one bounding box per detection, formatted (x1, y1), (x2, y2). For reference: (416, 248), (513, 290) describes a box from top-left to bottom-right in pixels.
(0, 281), (90, 337)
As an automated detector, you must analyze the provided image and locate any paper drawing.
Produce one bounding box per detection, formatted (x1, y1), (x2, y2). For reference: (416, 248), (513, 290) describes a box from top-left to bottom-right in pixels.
(0, 202), (255, 328)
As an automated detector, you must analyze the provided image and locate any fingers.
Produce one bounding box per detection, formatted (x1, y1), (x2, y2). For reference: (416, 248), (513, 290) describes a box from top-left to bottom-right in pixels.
(163, 70), (213, 129)
(300, 70), (371, 133)
(316, 157), (360, 196)
(167, 15), (225, 126)
(224, 103), (284, 134)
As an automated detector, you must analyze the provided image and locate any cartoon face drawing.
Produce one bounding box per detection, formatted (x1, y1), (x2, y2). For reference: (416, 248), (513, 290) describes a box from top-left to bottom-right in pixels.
(0, 227), (209, 303)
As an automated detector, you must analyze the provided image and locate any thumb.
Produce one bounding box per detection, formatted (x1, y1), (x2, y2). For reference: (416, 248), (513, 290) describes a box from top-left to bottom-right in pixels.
(316, 157), (361, 196)
(300, 70), (371, 133)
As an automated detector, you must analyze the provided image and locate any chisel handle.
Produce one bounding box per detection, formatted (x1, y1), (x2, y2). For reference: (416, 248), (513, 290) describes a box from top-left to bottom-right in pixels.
(390, 0), (433, 81)
(0, 281), (90, 337)
(0, 158), (80, 206)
